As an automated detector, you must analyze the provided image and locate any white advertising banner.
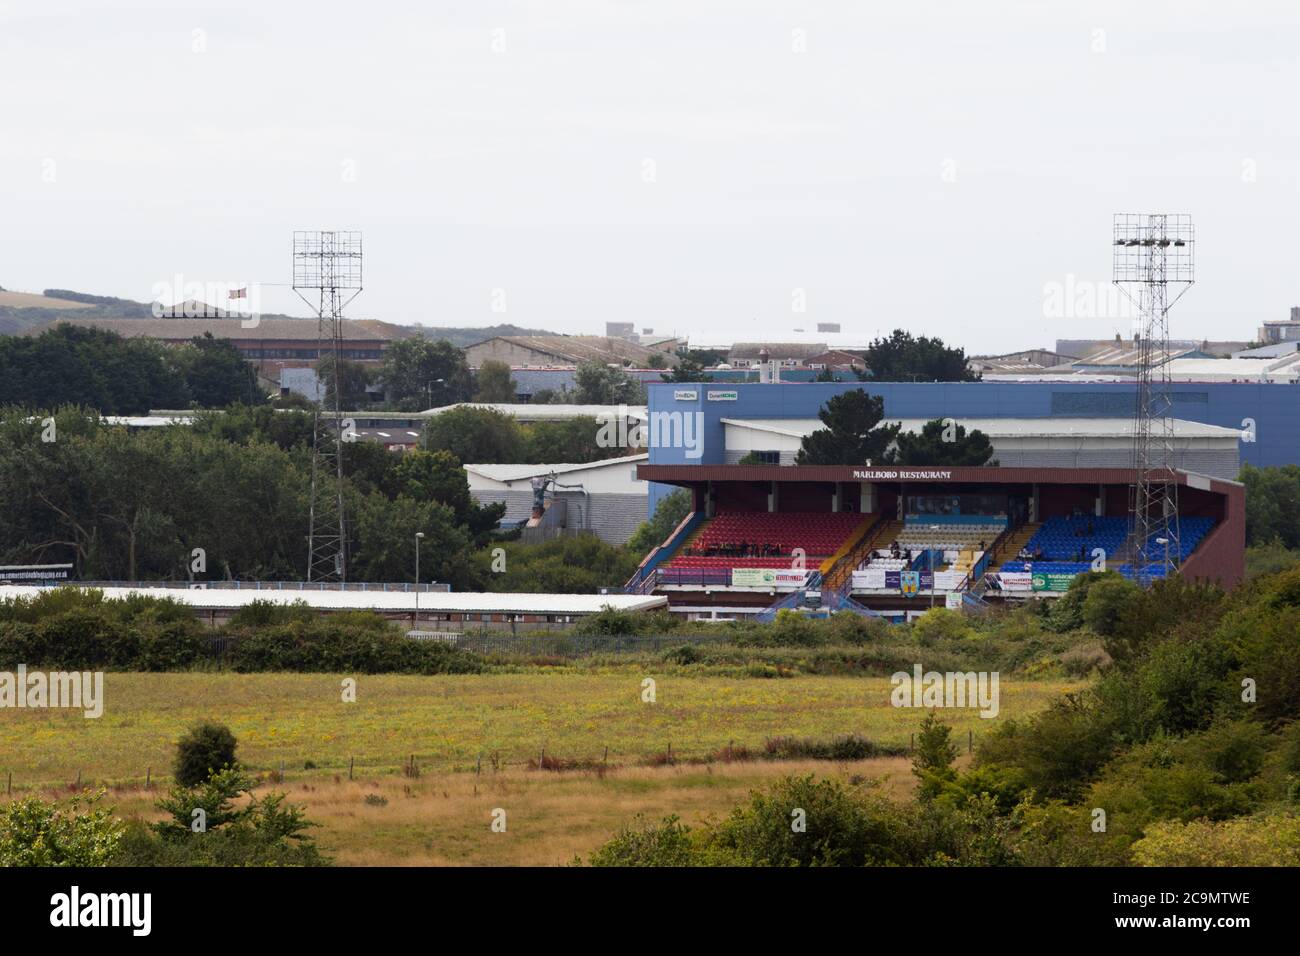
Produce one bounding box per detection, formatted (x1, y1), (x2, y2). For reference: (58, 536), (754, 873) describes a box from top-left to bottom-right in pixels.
(851, 569), (887, 590)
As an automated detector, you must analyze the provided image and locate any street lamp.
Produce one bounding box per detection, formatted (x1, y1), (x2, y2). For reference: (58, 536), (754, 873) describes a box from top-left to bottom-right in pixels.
(414, 532), (425, 625)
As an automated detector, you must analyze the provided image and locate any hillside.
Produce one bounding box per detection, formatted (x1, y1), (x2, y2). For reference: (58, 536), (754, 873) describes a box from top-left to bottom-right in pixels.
(410, 323), (560, 348)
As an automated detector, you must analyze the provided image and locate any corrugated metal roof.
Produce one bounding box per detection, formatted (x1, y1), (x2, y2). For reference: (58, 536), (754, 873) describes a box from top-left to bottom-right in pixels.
(721, 416), (1241, 440)
(468, 335), (675, 366)
(463, 454), (648, 482)
(0, 585), (666, 615)
(424, 403), (648, 421)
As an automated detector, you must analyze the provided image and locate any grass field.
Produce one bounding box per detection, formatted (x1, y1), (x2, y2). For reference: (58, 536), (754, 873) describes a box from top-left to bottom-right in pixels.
(0, 671), (1081, 790)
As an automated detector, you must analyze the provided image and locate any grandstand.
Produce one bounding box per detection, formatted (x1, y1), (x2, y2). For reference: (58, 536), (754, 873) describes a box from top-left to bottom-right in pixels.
(629, 461), (1244, 620)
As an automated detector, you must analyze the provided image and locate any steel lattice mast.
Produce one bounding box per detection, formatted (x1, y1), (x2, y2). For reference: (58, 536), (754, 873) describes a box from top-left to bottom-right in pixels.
(1112, 214), (1194, 586)
(293, 231), (363, 582)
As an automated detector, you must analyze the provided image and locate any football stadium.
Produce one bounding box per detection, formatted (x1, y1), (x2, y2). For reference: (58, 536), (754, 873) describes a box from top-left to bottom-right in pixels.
(628, 383), (1248, 621)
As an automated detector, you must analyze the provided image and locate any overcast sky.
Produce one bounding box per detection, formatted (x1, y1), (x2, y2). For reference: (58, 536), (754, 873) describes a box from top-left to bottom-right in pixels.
(2, 1), (1298, 354)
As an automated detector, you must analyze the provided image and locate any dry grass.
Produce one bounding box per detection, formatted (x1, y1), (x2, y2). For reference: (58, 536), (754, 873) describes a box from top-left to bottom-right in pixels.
(0, 672), (1081, 792)
(61, 757), (931, 866)
(0, 290), (94, 310)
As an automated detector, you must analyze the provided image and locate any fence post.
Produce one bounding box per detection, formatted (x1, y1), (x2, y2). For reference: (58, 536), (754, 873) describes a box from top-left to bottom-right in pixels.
(539, 745), (545, 770)
(968, 729), (973, 754)
(146, 767), (150, 790)
(75, 770), (81, 789)
(6, 771), (10, 796)
(349, 756), (354, 781)
(910, 733), (914, 754)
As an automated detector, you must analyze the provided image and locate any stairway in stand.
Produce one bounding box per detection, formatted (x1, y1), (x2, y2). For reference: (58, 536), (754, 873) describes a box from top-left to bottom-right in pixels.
(989, 521), (1040, 571)
(824, 517), (903, 591)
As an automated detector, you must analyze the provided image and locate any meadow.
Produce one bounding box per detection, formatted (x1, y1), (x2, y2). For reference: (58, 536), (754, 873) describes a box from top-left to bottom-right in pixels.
(1, 670), (1080, 788)
(0, 670), (1082, 865)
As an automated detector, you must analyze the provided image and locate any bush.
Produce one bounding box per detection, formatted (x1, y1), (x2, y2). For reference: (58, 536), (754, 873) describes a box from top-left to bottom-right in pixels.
(586, 815), (699, 867)
(1081, 574), (1141, 639)
(117, 766), (327, 867)
(1131, 810), (1300, 866)
(711, 775), (909, 867)
(911, 607), (973, 644)
(228, 622), (483, 674)
(0, 790), (123, 866)
(174, 722), (238, 787)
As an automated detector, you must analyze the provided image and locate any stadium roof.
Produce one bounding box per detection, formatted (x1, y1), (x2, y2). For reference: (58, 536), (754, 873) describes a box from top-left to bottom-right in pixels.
(464, 453), (648, 483)
(721, 417), (1242, 440)
(0, 585), (666, 615)
(423, 403), (647, 421)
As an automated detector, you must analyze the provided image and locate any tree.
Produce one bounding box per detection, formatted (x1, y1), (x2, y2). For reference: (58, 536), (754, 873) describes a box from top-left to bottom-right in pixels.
(348, 491), (477, 588)
(0, 325), (189, 413)
(174, 722), (239, 787)
(573, 361), (646, 404)
(795, 388), (900, 466)
(474, 360), (517, 402)
(1240, 464), (1300, 547)
(388, 449), (505, 539)
(913, 712), (958, 799)
(863, 329), (980, 383)
(887, 418), (997, 466)
(627, 489), (692, 556)
(660, 352), (713, 383)
(174, 333), (263, 407)
(521, 418), (622, 464)
(421, 405), (524, 463)
(379, 337), (472, 410)
(317, 352), (373, 409)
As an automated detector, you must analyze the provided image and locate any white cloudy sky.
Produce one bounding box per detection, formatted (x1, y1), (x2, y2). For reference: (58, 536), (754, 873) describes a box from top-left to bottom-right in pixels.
(2, 1), (1298, 353)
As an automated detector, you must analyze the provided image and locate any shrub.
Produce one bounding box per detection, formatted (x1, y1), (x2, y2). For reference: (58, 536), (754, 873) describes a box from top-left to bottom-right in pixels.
(174, 722), (238, 787)
(586, 815), (699, 867)
(1132, 811), (1300, 866)
(0, 790), (123, 867)
(911, 607), (973, 644)
(711, 775), (909, 867)
(913, 712), (958, 798)
(1081, 575), (1141, 639)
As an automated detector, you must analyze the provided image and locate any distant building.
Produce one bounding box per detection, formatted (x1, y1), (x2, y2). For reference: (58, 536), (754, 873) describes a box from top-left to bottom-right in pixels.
(1057, 336), (1248, 360)
(28, 315), (412, 375)
(1258, 307), (1300, 344)
(464, 335), (678, 369)
(605, 321), (636, 340)
(805, 348), (869, 371)
(464, 454), (650, 544)
(727, 342), (829, 368)
(815, 323), (842, 334)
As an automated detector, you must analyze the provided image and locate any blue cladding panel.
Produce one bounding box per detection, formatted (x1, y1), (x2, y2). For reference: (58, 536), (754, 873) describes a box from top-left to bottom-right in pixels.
(644, 380), (1300, 476)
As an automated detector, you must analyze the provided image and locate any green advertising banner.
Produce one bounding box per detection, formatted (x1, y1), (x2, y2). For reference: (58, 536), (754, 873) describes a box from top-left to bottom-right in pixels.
(1031, 572), (1076, 592)
(731, 568), (776, 586)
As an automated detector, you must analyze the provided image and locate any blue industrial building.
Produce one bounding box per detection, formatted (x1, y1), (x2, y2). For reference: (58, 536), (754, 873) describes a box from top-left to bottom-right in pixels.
(642, 380), (1295, 514)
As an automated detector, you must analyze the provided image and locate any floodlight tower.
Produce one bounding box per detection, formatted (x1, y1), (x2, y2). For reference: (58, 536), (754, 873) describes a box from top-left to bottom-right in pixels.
(1112, 214), (1195, 585)
(293, 231), (363, 582)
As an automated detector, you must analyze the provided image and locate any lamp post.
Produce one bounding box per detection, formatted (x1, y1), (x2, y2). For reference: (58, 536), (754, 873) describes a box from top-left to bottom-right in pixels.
(414, 532), (425, 625)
